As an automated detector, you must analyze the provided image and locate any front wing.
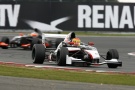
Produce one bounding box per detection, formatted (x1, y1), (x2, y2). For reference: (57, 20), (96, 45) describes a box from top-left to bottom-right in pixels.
(66, 55), (122, 67)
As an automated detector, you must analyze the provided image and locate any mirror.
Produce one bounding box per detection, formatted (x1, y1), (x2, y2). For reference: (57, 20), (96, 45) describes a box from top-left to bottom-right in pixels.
(88, 42), (94, 46)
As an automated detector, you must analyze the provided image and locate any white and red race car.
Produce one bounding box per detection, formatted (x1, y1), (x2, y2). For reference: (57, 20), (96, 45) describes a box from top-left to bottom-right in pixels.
(32, 32), (122, 68)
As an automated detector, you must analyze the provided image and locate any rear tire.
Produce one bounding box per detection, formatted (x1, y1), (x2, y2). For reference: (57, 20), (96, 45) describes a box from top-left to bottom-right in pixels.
(55, 38), (64, 48)
(106, 49), (119, 68)
(30, 38), (41, 50)
(1, 37), (9, 49)
(56, 47), (68, 66)
(20, 37), (29, 44)
(32, 44), (45, 64)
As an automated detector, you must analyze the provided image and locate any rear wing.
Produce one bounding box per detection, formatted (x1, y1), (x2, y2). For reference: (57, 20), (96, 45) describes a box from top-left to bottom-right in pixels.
(42, 33), (67, 44)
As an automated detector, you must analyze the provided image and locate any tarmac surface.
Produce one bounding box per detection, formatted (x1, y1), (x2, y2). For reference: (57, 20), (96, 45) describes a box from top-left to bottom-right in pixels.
(0, 33), (135, 90)
(0, 76), (135, 90)
(0, 34), (135, 72)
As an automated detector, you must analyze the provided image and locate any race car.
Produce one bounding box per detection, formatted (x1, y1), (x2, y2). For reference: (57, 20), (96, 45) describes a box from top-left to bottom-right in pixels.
(0, 29), (64, 49)
(32, 32), (122, 68)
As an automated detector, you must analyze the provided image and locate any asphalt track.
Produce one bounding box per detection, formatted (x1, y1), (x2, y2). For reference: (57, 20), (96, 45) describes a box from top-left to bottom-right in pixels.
(0, 33), (135, 90)
(0, 34), (135, 73)
(1, 76), (135, 90)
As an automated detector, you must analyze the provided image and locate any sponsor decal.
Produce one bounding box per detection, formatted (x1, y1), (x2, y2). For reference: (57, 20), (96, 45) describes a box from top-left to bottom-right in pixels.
(24, 16), (71, 32)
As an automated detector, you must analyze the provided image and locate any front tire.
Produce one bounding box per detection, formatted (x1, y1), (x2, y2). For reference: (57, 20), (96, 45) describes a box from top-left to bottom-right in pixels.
(56, 47), (68, 66)
(32, 44), (45, 64)
(106, 49), (119, 68)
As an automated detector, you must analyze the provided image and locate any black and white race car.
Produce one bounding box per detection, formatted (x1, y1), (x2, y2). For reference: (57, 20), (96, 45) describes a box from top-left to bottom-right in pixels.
(0, 29), (64, 49)
(32, 32), (122, 68)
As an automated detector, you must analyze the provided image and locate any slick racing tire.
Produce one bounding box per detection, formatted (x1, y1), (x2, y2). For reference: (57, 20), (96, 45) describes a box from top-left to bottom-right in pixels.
(55, 38), (64, 48)
(56, 47), (68, 66)
(32, 44), (45, 64)
(30, 38), (41, 50)
(20, 37), (29, 44)
(1, 37), (9, 49)
(106, 49), (119, 68)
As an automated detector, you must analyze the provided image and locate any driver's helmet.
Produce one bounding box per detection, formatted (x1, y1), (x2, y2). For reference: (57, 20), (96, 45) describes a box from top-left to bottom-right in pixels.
(30, 32), (38, 37)
(72, 38), (81, 46)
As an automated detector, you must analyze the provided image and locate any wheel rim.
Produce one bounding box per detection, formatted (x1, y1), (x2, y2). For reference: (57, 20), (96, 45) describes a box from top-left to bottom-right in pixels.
(57, 52), (60, 64)
(32, 49), (35, 60)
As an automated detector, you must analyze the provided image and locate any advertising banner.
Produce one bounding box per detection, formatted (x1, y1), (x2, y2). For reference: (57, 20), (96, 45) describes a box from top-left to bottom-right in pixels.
(0, 2), (135, 32)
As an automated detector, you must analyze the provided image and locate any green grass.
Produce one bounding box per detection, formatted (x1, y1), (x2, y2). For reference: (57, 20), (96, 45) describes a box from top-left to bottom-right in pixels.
(1, 31), (135, 36)
(61, 31), (135, 36)
(41, 31), (135, 36)
(0, 65), (135, 86)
